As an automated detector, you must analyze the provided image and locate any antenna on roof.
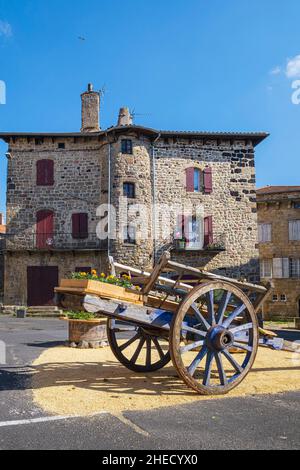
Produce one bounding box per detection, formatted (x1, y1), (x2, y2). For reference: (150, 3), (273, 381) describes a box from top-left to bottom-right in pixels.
(99, 84), (107, 102)
(130, 108), (151, 123)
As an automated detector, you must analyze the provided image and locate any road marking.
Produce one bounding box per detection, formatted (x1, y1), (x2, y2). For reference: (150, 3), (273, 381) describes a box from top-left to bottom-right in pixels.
(113, 413), (150, 437)
(0, 411), (109, 428)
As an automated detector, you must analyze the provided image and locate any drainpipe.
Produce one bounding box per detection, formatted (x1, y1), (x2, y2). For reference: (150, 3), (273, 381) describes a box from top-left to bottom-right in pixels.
(151, 133), (161, 265)
(108, 141), (112, 259)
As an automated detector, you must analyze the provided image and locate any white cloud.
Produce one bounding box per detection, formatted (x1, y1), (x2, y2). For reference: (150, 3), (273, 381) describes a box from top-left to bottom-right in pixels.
(0, 20), (12, 38)
(286, 55), (300, 79)
(270, 66), (281, 76)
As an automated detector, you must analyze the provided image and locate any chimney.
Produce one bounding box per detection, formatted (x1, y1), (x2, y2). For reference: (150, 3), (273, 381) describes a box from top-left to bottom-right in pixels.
(117, 107), (133, 127)
(81, 83), (100, 132)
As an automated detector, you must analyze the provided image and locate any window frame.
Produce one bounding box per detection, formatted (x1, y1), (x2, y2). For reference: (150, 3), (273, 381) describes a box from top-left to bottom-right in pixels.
(258, 223), (272, 243)
(123, 225), (136, 245)
(121, 139), (133, 155)
(260, 259), (273, 279)
(289, 220), (300, 241)
(123, 182), (136, 199)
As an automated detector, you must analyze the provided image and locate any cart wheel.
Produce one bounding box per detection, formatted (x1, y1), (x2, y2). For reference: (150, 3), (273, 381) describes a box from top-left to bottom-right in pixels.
(107, 318), (171, 373)
(170, 281), (259, 395)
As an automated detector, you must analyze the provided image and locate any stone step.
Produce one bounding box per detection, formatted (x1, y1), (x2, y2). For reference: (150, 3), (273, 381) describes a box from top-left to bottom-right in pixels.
(27, 306), (63, 317)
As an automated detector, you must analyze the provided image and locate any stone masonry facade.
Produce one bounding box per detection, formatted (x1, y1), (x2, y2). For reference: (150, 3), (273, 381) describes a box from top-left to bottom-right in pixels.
(0, 85), (268, 306)
(257, 187), (300, 320)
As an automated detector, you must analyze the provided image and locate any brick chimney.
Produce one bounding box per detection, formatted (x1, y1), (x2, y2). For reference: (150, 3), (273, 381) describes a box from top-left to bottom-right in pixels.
(81, 84), (100, 132)
(117, 107), (133, 126)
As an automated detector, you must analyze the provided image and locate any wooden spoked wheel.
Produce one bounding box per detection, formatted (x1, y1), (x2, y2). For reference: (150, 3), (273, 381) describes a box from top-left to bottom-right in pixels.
(107, 318), (171, 373)
(170, 281), (259, 395)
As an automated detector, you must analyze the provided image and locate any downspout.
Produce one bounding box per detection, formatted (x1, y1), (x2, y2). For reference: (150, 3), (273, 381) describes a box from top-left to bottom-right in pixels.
(151, 133), (161, 265)
(108, 141), (112, 259)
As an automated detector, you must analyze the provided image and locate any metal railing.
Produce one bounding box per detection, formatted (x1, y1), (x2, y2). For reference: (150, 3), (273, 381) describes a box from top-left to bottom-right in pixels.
(173, 233), (226, 253)
(5, 232), (108, 251)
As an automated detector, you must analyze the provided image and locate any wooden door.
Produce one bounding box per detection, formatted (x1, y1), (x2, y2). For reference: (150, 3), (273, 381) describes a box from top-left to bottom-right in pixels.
(27, 266), (59, 306)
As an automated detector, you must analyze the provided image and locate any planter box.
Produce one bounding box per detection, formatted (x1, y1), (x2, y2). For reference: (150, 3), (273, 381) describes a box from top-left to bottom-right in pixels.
(61, 318), (108, 348)
(57, 279), (143, 304)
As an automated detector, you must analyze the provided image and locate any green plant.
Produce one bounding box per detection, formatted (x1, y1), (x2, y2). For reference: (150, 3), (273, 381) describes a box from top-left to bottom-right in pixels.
(70, 270), (135, 289)
(66, 311), (97, 321)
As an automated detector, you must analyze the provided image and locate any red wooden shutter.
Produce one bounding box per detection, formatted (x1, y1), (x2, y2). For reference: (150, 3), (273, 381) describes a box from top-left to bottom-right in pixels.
(36, 210), (54, 249)
(72, 213), (88, 239)
(79, 213), (88, 239)
(37, 160), (54, 186)
(72, 214), (80, 239)
(186, 168), (195, 192)
(45, 160), (54, 186)
(204, 216), (213, 246)
(204, 167), (213, 194)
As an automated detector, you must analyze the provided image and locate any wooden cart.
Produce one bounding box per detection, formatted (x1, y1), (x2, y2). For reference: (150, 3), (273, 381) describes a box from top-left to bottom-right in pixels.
(55, 252), (286, 396)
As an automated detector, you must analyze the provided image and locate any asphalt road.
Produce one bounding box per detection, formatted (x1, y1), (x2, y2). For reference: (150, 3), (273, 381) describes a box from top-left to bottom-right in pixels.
(0, 316), (299, 450)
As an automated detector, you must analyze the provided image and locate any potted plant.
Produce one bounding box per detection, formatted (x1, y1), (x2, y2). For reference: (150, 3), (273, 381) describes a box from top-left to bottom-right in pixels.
(61, 310), (109, 349)
(16, 306), (27, 319)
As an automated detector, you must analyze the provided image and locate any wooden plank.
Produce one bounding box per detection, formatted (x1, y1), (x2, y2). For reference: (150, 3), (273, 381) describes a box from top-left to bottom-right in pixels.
(142, 251), (172, 295)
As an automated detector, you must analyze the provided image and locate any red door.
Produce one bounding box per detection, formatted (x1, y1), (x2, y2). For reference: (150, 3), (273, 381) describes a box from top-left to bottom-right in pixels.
(36, 210), (54, 249)
(27, 266), (59, 306)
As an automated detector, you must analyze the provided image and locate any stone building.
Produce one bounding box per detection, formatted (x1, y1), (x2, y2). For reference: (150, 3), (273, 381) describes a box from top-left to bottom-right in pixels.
(0, 213), (6, 300)
(0, 84), (268, 306)
(257, 186), (300, 320)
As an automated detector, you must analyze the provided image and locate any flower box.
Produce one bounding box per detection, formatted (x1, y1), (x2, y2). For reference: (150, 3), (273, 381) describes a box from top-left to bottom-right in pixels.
(56, 279), (143, 304)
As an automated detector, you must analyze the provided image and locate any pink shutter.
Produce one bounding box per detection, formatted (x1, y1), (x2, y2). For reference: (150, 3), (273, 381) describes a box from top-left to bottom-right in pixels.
(204, 216), (213, 246)
(204, 167), (213, 194)
(37, 161), (43, 185)
(186, 168), (195, 192)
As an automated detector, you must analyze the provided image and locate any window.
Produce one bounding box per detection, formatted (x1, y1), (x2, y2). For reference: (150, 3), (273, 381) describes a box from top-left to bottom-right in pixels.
(36, 210), (54, 249)
(273, 258), (289, 279)
(289, 220), (300, 241)
(121, 139), (133, 155)
(290, 258), (300, 278)
(35, 138), (43, 146)
(260, 259), (272, 279)
(175, 215), (211, 250)
(37, 160), (54, 186)
(186, 167), (212, 194)
(258, 223), (272, 242)
(58, 143), (65, 149)
(272, 294), (278, 302)
(293, 201), (300, 209)
(280, 294), (287, 302)
(72, 213), (88, 239)
(123, 182), (135, 199)
(124, 225), (136, 244)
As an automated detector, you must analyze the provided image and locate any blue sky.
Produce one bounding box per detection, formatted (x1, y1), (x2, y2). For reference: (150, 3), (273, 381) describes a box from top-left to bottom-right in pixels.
(0, 0), (300, 218)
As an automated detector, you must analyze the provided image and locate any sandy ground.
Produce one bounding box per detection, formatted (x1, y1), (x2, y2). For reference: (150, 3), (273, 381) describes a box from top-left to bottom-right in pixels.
(30, 342), (300, 417)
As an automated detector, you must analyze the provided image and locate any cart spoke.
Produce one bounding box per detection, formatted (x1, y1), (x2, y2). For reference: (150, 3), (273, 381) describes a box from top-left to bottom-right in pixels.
(187, 345), (208, 376)
(203, 351), (214, 386)
(180, 340), (205, 354)
(233, 341), (253, 352)
(181, 325), (207, 338)
(230, 323), (253, 335)
(222, 303), (247, 328)
(191, 303), (210, 331)
(152, 337), (165, 360)
(206, 291), (216, 326)
(119, 332), (141, 352)
(216, 291), (232, 325)
(222, 349), (243, 374)
(215, 352), (228, 386)
(131, 337), (146, 363)
(146, 338), (152, 367)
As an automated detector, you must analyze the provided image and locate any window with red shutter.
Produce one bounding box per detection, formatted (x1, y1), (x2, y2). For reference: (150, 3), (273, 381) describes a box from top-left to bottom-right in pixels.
(37, 160), (54, 186)
(72, 213), (88, 239)
(204, 167), (213, 194)
(204, 216), (213, 246)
